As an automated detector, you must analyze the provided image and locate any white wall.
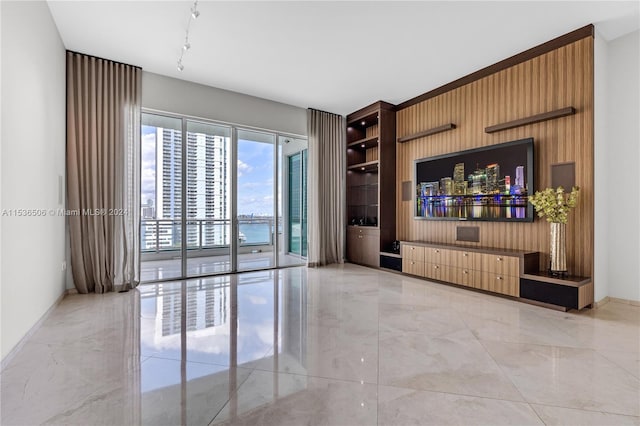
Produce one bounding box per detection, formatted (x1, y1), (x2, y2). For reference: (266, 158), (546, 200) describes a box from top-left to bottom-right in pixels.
(593, 30), (610, 303)
(142, 72), (307, 136)
(1, 1), (67, 360)
(605, 30), (640, 302)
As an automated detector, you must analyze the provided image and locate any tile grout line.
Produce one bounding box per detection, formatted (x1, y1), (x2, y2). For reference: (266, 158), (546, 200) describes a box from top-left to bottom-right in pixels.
(455, 307), (536, 413)
(528, 400), (640, 419)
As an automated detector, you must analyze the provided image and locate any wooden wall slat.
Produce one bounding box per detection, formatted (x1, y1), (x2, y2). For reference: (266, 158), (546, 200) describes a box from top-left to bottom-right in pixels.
(396, 37), (594, 279)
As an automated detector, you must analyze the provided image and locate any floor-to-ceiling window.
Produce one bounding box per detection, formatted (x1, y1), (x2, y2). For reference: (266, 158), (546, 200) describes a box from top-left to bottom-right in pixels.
(140, 112), (307, 282)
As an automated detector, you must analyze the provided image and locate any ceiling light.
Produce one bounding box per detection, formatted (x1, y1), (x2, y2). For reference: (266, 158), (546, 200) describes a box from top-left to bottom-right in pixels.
(176, 0), (201, 71)
(361, 144), (365, 148)
(361, 121), (366, 126)
(191, 1), (200, 19)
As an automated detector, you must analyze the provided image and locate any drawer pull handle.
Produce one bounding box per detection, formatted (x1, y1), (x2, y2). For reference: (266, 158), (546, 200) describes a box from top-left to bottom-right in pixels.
(463, 270), (468, 274)
(434, 265), (439, 269)
(496, 276), (503, 280)
(463, 253), (468, 257)
(435, 249), (440, 253)
(411, 247), (415, 250)
(497, 257), (503, 261)
(411, 261), (415, 265)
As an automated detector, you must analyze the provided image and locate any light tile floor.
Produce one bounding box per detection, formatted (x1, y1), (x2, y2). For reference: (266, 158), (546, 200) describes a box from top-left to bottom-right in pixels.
(1, 264), (639, 425)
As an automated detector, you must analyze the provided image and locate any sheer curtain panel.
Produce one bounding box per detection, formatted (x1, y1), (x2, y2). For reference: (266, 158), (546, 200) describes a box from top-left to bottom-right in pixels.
(307, 109), (346, 267)
(66, 51), (141, 293)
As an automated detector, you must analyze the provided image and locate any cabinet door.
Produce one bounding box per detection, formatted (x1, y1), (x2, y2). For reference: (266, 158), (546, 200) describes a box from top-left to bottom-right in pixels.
(348, 227), (379, 267)
(346, 229), (362, 263)
(361, 232), (380, 267)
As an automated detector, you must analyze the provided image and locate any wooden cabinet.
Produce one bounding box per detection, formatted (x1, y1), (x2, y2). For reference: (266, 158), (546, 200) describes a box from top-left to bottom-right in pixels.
(520, 273), (593, 310)
(401, 243), (425, 277)
(347, 227), (380, 267)
(401, 241), (538, 299)
(346, 101), (396, 266)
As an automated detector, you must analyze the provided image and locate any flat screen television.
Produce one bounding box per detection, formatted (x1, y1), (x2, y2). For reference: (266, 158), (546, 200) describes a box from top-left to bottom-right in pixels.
(414, 138), (534, 222)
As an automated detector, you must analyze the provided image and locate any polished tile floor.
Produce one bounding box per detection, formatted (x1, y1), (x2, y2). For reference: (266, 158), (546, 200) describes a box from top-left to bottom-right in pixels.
(2, 264), (639, 425)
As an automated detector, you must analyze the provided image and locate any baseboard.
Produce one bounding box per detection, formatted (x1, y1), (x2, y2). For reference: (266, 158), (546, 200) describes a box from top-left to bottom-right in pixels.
(1, 289), (69, 372)
(594, 295), (640, 308)
(594, 296), (610, 308)
(608, 296), (640, 307)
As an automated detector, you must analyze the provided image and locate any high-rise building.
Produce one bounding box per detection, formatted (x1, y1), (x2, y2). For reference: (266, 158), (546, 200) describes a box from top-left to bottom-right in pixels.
(154, 128), (231, 248)
(156, 128), (182, 220)
(515, 166), (525, 188)
(469, 167), (487, 195)
(486, 163), (500, 193)
(440, 177), (454, 195)
(453, 163), (466, 195)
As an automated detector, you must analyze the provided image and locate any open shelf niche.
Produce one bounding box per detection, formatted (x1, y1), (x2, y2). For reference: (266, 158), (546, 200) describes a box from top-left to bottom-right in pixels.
(346, 101), (396, 267)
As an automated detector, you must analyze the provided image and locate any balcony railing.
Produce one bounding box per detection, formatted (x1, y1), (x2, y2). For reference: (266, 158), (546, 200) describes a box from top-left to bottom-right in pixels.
(141, 218), (278, 254)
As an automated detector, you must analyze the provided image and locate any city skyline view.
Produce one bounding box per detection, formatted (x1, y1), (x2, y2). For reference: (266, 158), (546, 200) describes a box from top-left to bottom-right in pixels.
(141, 125), (276, 218)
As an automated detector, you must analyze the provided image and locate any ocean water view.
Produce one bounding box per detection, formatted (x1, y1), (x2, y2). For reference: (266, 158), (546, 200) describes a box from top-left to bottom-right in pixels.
(239, 222), (271, 244)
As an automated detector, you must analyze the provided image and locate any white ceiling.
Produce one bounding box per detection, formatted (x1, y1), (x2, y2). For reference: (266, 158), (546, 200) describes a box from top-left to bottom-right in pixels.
(47, 1), (639, 115)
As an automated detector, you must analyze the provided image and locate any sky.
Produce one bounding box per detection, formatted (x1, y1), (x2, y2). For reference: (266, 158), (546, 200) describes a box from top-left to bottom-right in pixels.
(141, 125), (276, 217)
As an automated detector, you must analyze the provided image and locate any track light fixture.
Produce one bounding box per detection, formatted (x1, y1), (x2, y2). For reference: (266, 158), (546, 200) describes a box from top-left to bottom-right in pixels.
(176, 0), (200, 72)
(191, 4), (200, 19)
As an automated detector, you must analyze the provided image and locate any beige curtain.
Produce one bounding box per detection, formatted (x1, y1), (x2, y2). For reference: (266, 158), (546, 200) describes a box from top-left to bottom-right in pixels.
(66, 51), (141, 293)
(307, 108), (346, 267)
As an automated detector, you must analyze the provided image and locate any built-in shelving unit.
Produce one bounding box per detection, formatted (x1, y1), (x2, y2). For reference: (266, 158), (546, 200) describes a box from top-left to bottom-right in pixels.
(346, 101), (396, 267)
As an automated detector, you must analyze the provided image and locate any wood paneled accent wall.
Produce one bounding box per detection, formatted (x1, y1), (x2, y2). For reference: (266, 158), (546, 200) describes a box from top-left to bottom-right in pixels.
(396, 36), (594, 278)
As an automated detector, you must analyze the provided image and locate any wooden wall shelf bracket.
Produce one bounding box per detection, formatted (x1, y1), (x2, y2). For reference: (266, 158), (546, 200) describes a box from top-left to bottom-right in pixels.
(397, 123), (456, 143)
(485, 107), (576, 134)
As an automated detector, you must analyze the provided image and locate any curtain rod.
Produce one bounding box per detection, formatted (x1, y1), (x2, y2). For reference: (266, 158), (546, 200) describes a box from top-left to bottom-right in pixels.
(66, 50), (142, 70)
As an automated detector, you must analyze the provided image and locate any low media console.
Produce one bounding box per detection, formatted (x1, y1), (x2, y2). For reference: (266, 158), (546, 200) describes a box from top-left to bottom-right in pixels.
(399, 241), (592, 311)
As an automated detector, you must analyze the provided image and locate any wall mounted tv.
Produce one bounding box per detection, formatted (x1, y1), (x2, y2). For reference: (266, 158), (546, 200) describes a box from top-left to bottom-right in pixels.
(414, 138), (534, 222)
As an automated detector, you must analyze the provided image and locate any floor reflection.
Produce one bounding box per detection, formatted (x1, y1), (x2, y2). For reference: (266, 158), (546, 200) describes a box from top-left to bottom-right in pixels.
(138, 268), (308, 424)
(3, 264), (638, 425)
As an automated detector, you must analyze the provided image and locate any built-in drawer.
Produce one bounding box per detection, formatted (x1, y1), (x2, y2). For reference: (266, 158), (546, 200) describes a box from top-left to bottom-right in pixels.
(424, 247), (452, 265)
(402, 244), (425, 262)
(424, 263), (454, 282)
(482, 254), (519, 276)
(481, 272), (519, 297)
(403, 259), (425, 277)
(451, 250), (481, 270)
(452, 267), (482, 288)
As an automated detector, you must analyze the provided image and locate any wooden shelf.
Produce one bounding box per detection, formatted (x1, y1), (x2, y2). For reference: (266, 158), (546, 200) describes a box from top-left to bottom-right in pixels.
(397, 123), (456, 143)
(521, 272), (591, 288)
(347, 135), (379, 150)
(347, 160), (378, 172)
(485, 107), (576, 133)
(520, 272), (593, 310)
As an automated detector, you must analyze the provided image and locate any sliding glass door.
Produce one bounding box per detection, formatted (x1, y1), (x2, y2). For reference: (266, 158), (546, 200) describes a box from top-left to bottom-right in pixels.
(185, 121), (233, 276)
(280, 136), (308, 263)
(236, 129), (276, 271)
(140, 112), (306, 281)
(140, 114), (184, 282)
